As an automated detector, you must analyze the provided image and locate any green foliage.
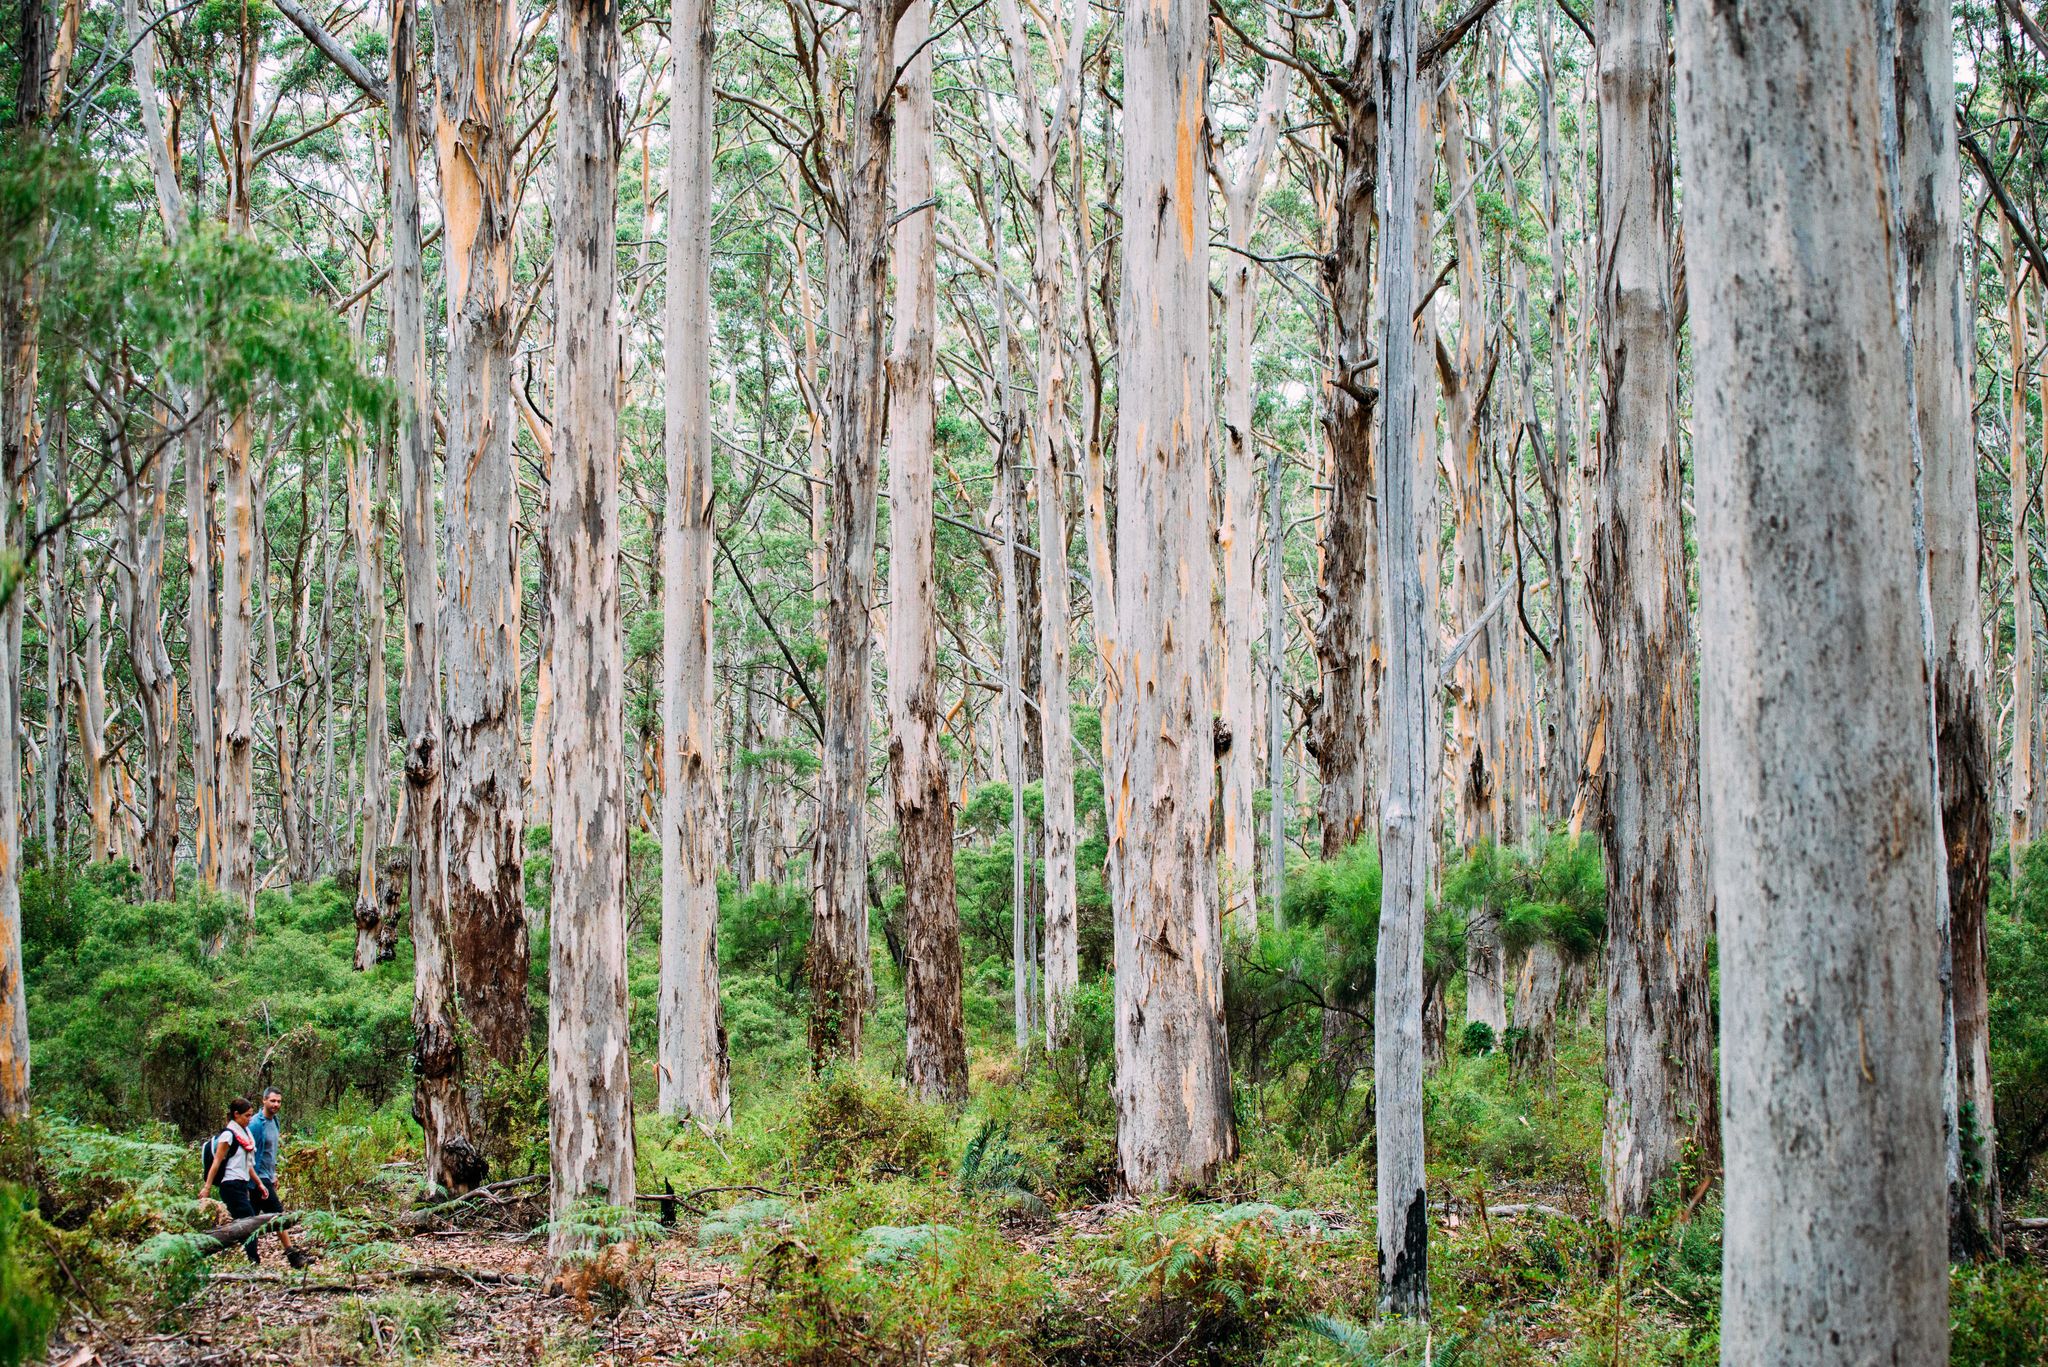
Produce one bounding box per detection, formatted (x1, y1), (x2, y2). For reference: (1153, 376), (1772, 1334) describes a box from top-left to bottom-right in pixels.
(1950, 1262), (2048, 1367)
(1442, 832), (1606, 961)
(27, 878), (413, 1133)
(336, 1291), (455, 1361)
(726, 1193), (1048, 1366)
(1991, 845), (2048, 1203)
(1085, 1203), (1337, 1364)
(0, 1186), (57, 1367)
(788, 1069), (949, 1182)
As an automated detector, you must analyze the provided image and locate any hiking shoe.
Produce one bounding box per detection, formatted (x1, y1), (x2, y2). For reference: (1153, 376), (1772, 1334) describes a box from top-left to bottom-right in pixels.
(286, 1249), (313, 1270)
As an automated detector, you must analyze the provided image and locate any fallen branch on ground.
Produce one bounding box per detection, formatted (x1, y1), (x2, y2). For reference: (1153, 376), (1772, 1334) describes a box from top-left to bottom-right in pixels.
(190, 1213), (300, 1258)
(213, 1265), (531, 1292)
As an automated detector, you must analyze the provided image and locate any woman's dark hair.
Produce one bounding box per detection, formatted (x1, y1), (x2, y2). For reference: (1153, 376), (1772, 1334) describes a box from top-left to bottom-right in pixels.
(228, 1097), (253, 1118)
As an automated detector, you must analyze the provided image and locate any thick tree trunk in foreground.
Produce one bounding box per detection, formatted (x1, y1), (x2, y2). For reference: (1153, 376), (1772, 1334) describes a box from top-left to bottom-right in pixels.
(1310, 81), (1378, 860)
(392, 0), (479, 1193)
(888, 0), (967, 1104)
(1110, 0), (1235, 1192)
(808, 0), (897, 1066)
(548, 0), (637, 1246)
(435, 0), (529, 1066)
(658, 0), (733, 1123)
(1676, 0), (1949, 1352)
(1591, 0), (1715, 1224)
(1372, 0), (1429, 1314)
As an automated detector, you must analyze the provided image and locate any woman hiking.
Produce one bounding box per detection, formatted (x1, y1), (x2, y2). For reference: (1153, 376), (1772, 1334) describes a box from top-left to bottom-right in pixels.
(199, 1097), (306, 1267)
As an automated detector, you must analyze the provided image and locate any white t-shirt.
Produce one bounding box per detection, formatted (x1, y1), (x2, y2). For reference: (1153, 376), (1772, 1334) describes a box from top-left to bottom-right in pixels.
(216, 1121), (256, 1183)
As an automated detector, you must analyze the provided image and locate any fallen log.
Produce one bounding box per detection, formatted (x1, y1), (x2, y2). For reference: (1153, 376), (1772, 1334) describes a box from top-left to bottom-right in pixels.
(1481, 1204), (1578, 1223)
(190, 1212), (300, 1258)
(214, 1265), (531, 1293)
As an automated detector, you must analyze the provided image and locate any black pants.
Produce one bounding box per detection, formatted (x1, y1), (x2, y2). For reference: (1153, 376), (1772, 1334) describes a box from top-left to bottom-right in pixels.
(218, 1179), (262, 1263)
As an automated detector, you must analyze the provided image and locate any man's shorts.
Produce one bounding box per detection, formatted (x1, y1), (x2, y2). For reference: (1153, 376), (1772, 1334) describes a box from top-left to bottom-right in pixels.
(254, 1183), (284, 1215)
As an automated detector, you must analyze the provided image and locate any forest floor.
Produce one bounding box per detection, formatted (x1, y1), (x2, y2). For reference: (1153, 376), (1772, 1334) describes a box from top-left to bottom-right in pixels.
(36, 1184), (1615, 1367)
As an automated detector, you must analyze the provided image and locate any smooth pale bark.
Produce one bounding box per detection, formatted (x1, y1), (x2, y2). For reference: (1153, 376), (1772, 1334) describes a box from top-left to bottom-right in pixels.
(389, 0), (479, 1193)
(1894, 0), (1996, 1259)
(996, 0), (1086, 1040)
(1310, 73), (1379, 861)
(548, 0), (637, 1245)
(1591, 0), (1715, 1223)
(216, 22), (260, 920)
(1675, 0), (1949, 1353)
(349, 434), (390, 967)
(1373, 0), (1430, 1313)
(1436, 91), (1505, 1036)
(1213, 40), (1289, 935)
(435, 0), (529, 1066)
(888, 0), (967, 1104)
(0, 0), (55, 1118)
(1110, 0), (1235, 1193)
(114, 408), (179, 899)
(658, 0), (733, 1123)
(2007, 221), (2034, 874)
(808, 0), (897, 1066)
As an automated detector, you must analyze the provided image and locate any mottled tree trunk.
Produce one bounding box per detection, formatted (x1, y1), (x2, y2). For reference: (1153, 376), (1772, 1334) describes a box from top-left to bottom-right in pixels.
(1893, 0), (1997, 1259)
(1437, 91), (1505, 1036)
(888, 0), (967, 1104)
(548, 0), (637, 1246)
(1590, 0), (1715, 1224)
(1372, 0), (1430, 1313)
(1675, 0), (1949, 1350)
(658, 0), (732, 1123)
(808, 0), (897, 1066)
(435, 0), (529, 1065)
(115, 412), (180, 900)
(2006, 221), (2034, 874)
(388, 0), (479, 1194)
(349, 433), (389, 966)
(1214, 46), (1289, 934)
(1310, 80), (1379, 861)
(1109, 0), (1235, 1192)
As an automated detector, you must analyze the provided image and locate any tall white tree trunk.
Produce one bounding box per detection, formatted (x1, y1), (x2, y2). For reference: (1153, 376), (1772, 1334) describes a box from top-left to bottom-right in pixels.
(1675, 0), (1948, 1352)
(1214, 40), (1290, 936)
(435, 0), (529, 1068)
(888, 0), (967, 1103)
(1372, 0), (1430, 1315)
(1591, 0), (1715, 1223)
(659, 0), (732, 1123)
(392, 0), (480, 1193)
(1110, 0), (1235, 1192)
(548, 0), (637, 1246)
(349, 427), (390, 967)
(809, 0), (898, 1065)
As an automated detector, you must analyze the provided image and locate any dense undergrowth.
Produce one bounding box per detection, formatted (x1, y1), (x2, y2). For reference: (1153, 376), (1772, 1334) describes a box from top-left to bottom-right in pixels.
(3, 831), (2045, 1364)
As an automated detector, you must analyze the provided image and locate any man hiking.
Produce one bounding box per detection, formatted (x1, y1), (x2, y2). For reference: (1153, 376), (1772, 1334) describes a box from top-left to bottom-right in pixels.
(199, 1096), (306, 1267)
(249, 1089), (308, 1268)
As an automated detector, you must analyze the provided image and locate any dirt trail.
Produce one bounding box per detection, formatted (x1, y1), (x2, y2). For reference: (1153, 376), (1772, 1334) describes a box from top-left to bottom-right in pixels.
(49, 1232), (738, 1366)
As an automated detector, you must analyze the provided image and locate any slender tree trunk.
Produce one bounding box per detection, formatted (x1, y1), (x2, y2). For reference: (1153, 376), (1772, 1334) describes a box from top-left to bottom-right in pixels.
(1534, 12), (1579, 826)
(548, 0), (637, 1246)
(349, 410), (389, 966)
(1109, 0), (1235, 1192)
(116, 413), (180, 900)
(808, 0), (898, 1066)
(1310, 81), (1379, 860)
(1893, 0), (1997, 1260)
(1436, 90), (1505, 1036)
(1591, 0), (1715, 1223)
(389, 0), (480, 1193)
(2006, 219), (2033, 874)
(1373, 0), (1430, 1312)
(258, 515), (308, 885)
(658, 0), (733, 1123)
(1675, 0), (1949, 1351)
(435, 0), (529, 1065)
(888, 0), (967, 1104)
